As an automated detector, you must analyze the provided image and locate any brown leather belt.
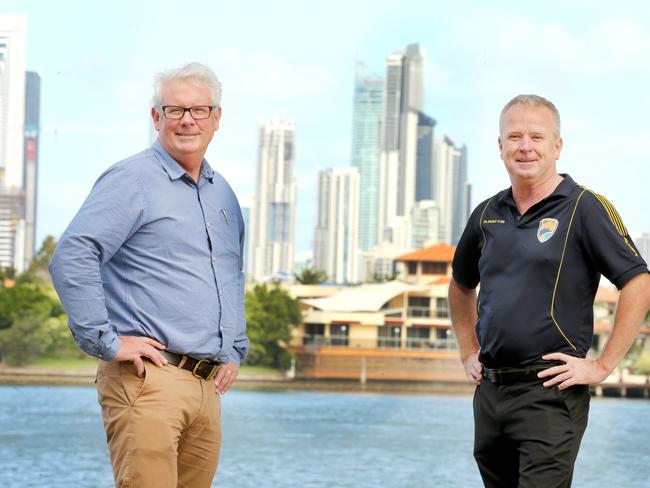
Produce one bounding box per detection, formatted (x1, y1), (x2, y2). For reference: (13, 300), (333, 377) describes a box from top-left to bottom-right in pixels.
(161, 350), (222, 380)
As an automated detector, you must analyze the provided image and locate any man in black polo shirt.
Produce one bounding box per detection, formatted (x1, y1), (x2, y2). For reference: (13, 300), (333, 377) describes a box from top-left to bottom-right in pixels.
(449, 94), (650, 487)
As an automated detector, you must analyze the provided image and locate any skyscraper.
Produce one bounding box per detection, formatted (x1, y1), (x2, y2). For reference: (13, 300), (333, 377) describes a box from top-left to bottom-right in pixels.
(23, 70), (40, 269)
(377, 43), (440, 244)
(0, 16), (27, 272)
(433, 136), (471, 244)
(252, 119), (296, 281)
(314, 167), (360, 283)
(351, 62), (383, 252)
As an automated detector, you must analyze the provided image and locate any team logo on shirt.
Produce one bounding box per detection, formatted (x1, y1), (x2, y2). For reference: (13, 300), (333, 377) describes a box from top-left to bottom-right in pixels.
(537, 218), (559, 243)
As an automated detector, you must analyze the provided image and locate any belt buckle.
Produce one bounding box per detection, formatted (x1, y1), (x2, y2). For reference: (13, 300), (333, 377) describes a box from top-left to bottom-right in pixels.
(192, 359), (219, 380)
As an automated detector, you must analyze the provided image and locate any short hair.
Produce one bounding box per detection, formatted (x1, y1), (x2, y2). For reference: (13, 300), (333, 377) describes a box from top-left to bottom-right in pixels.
(500, 94), (561, 138)
(153, 62), (222, 107)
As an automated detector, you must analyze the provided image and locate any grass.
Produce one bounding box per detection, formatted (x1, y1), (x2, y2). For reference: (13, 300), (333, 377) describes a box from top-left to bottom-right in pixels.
(30, 356), (99, 371)
(19, 357), (282, 376)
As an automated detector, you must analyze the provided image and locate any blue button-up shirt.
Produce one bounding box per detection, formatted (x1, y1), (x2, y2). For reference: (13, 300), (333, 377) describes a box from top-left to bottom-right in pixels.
(50, 140), (249, 365)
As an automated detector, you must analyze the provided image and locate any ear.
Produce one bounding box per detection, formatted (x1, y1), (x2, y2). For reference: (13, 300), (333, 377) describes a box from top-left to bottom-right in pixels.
(554, 136), (563, 160)
(498, 136), (504, 160)
(151, 106), (161, 131)
(213, 106), (222, 132)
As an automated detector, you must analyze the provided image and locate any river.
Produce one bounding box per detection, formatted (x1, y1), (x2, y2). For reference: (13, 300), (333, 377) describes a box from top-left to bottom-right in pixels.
(1, 386), (649, 487)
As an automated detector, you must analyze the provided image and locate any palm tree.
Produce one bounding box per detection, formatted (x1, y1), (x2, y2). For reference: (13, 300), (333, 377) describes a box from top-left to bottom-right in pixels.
(294, 267), (328, 284)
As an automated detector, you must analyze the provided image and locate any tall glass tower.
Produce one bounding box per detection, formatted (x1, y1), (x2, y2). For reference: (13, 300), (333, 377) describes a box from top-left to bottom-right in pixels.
(351, 62), (383, 251)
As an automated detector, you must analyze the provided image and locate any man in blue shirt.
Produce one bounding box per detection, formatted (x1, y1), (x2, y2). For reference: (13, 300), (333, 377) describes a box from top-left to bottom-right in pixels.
(50, 62), (248, 488)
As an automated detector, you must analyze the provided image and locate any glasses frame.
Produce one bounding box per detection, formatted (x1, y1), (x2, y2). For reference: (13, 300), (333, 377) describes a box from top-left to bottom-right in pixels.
(159, 105), (218, 120)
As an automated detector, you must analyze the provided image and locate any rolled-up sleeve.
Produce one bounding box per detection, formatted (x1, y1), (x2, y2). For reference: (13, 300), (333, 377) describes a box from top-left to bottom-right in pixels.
(49, 164), (146, 360)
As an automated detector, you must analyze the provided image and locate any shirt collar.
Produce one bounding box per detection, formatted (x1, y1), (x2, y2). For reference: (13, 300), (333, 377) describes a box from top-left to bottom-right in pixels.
(151, 139), (214, 183)
(497, 173), (577, 206)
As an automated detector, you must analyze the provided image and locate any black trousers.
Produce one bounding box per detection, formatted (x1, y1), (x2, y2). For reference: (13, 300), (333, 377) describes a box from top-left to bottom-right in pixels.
(473, 379), (590, 488)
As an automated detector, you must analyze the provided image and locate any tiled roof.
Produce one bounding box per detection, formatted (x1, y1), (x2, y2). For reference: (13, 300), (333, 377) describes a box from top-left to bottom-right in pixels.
(395, 243), (456, 263)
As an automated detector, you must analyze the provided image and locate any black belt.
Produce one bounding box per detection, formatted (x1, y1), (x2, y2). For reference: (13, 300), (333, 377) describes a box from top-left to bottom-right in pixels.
(483, 363), (559, 384)
(161, 350), (222, 380)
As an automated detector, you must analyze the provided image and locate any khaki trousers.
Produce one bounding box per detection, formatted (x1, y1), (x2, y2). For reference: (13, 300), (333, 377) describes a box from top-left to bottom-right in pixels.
(96, 359), (221, 488)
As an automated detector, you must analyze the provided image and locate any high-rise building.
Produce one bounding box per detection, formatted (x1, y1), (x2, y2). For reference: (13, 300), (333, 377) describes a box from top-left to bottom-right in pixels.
(252, 119), (296, 281)
(23, 70), (40, 269)
(351, 62), (383, 252)
(433, 136), (471, 244)
(415, 113), (436, 201)
(314, 167), (360, 283)
(0, 16), (27, 272)
(239, 195), (254, 280)
(377, 43), (440, 244)
(636, 232), (650, 264)
(409, 200), (440, 250)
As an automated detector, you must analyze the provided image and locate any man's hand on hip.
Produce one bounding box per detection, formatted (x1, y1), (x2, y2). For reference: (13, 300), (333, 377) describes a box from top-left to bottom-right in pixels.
(214, 361), (239, 394)
(113, 336), (168, 377)
(538, 352), (610, 390)
(462, 351), (483, 385)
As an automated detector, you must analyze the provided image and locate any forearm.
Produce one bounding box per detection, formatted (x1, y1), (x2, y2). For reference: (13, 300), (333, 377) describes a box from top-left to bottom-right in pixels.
(598, 273), (650, 372)
(448, 278), (479, 360)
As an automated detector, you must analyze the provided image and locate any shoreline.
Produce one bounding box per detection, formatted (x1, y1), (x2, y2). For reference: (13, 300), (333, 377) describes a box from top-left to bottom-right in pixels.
(0, 365), (475, 395)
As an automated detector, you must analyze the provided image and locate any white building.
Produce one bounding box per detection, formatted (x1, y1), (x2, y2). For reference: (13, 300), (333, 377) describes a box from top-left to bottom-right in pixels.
(378, 44), (424, 243)
(0, 16), (28, 272)
(433, 135), (470, 244)
(351, 62), (383, 252)
(314, 167), (360, 284)
(636, 232), (650, 264)
(359, 241), (410, 283)
(252, 119), (296, 281)
(409, 200), (441, 249)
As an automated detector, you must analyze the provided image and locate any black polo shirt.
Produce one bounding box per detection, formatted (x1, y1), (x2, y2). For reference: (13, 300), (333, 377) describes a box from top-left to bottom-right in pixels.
(452, 174), (648, 368)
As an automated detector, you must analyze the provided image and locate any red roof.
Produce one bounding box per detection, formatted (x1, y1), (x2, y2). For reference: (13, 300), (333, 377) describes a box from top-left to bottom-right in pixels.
(396, 243), (456, 263)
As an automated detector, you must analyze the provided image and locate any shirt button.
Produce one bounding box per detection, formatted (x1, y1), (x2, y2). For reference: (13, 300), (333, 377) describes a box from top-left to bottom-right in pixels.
(212, 256), (216, 261)
(219, 325), (224, 332)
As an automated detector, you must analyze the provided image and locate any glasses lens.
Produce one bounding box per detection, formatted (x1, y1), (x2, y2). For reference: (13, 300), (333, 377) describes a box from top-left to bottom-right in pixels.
(189, 106), (212, 119)
(163, 106), (184, 119)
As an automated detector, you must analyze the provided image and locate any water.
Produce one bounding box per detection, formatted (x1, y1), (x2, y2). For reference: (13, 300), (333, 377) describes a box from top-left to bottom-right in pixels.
(1, 386), (649, 487)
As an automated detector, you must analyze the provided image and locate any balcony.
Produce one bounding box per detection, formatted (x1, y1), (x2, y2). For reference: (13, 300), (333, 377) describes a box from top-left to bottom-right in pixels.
(296, 334), (458, 351)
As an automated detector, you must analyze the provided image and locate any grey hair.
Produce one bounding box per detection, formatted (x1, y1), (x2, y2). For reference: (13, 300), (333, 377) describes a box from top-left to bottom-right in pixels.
(153, 62), (222, 107)
(500, 94), (561, 138)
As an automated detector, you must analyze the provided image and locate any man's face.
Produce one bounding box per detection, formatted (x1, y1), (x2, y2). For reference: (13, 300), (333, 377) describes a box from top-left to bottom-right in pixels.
(498, 103), (563, 183)
(151, 78), (221, 165)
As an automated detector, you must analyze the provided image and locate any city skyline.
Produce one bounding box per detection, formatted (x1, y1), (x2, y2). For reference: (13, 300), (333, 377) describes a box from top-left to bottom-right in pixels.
(3, 2), (650, 256)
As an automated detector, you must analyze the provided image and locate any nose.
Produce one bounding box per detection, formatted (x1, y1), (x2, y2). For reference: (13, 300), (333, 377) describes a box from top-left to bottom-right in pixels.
(518, 135), (533, 151)
(179, 109), (196, 124)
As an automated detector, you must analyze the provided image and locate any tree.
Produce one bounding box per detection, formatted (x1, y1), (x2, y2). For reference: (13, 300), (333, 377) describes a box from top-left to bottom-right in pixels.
(18, 235), (57, 285)
(245, 283), (302, 368)
(294, 267), (328, 285)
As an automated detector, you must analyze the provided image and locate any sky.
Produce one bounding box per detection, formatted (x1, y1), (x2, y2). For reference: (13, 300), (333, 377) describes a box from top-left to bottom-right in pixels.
(4, 0), (650, 254)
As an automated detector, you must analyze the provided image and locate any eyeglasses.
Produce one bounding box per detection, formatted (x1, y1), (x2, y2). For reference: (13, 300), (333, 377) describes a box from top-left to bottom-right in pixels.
(159, 105), (217, 120)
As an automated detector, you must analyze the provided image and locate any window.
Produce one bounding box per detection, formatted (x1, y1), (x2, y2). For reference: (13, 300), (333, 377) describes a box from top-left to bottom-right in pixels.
(330, 324), (349, 347)
(407, 262), (417, 275)
(408, 296), (430, 317)
(407, 327), (430, 348)
(303, 323), (325, 346)
(435, 327), (452, 340)
(435, 297), (449, 318)
(422, 261), (447, 275)
(378, 325), (402, 349)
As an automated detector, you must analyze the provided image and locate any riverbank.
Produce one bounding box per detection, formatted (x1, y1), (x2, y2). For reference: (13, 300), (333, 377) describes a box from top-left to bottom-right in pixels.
(0, 361), (475, 394)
